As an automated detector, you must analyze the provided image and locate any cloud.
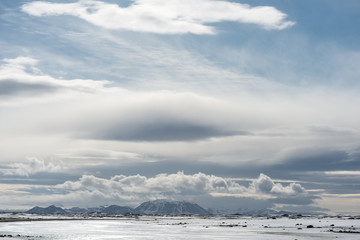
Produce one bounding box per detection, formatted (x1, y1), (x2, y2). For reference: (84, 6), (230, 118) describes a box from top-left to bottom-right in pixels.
(90, 120), (248, 142)
(75, 90), (252, 142)
(1, 157), (65, 177)
(54, 172), (308, 203)
(0, 172), (309, 209)
(270, 195), (319, 205)
(0, 79), (60, 96)
(22, 0), (295, 34)
(0, 56), (110, 101)
(274, 149), (359, 172)
(58, 172), (241, 195)
(1, 56), (360, 184)
(0, 56), (250, 142)
(251, 173), (305, 195)
(250, 174), (316, 206)
(309, 125), (356, 137)
(2, 57), (39, 70)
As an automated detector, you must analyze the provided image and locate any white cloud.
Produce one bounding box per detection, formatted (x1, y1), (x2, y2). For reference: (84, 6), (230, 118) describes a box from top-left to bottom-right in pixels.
(55, 172), (307, 201)
(251, 173), (304, 195)
(3, 57), (39, 70)
(22, 0), (295, 34)
(59, 172), (239, 195)
(1, 157), (65, 177)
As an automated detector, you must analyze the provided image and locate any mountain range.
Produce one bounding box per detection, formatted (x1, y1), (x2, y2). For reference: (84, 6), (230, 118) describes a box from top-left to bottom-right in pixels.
(25, 200), (320, 216)
(26, 200), (210, 216)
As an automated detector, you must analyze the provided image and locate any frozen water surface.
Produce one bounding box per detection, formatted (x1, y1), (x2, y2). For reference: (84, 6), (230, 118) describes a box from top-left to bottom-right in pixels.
(1, 215), (359, 239)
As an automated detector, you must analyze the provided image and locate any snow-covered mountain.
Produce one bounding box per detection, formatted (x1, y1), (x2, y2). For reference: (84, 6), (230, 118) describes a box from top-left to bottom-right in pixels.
(135, 200), (210, 215)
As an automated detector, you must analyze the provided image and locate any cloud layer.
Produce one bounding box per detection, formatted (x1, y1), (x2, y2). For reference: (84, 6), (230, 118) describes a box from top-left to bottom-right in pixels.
(1, 56), (360, 160)
(22, 0), (295, 34)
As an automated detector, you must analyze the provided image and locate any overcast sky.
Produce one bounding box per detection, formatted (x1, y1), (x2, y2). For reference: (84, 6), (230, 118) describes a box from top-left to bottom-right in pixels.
(0, 0), (359, 214)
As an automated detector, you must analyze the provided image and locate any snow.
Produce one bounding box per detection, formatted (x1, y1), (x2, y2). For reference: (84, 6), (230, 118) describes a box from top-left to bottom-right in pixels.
(0, 215), (359, 239)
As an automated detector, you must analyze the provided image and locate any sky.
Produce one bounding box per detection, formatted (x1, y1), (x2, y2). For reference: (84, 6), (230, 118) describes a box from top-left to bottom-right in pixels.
(0, 0), (359, 214)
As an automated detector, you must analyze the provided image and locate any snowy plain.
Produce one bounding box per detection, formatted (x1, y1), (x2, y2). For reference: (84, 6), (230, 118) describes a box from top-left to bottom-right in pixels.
(0, 215), (359, 239)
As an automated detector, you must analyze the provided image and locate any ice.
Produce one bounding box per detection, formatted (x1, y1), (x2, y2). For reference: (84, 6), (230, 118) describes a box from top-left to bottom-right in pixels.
(0, 215), (359, 239)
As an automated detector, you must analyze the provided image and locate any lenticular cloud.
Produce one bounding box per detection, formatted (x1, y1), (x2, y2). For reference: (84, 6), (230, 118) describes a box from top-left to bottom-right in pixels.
(22, 0), (295, 34)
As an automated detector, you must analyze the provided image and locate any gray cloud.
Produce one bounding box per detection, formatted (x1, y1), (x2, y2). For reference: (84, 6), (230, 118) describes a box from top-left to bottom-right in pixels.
(0, 56), (110, 101)
(250, 173), (305, 196)
(276, 205), (329, 214)
(0, 79), (59, 96)
(92, 122), (248, 142)
(309, 125), (356, 137)
(270, 195), (319, 205)
(0, 56), (252, 142)
(275, 149), (359, 172)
